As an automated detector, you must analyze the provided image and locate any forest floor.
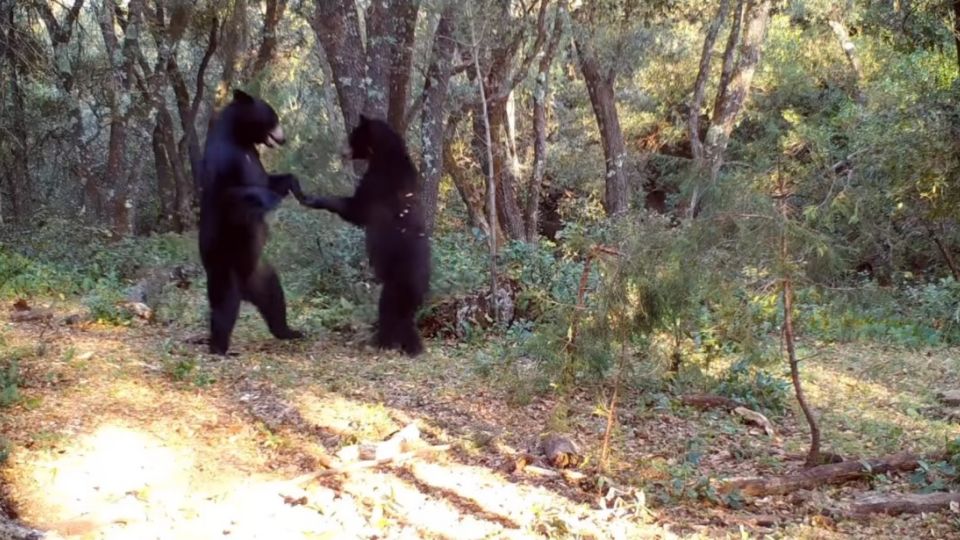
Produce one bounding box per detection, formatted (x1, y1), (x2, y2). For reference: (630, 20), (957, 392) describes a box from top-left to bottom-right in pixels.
(1, 299), (960, 539)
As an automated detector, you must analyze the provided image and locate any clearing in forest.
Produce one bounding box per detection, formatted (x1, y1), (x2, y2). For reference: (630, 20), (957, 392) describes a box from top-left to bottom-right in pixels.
(1, 307), (959, 539)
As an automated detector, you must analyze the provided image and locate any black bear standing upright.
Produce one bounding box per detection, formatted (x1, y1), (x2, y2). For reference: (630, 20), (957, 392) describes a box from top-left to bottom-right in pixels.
(199, 90), (303, 354)
(296, 115), (430, 356)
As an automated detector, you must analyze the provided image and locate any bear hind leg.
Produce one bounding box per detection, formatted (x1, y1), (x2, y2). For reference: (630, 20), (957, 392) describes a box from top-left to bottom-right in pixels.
(207, 267), (241, 355)
(243, 263), (303, 340)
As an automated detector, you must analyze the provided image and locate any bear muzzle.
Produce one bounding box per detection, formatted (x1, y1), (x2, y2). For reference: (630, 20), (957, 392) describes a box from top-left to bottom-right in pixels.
(265, 126), (286, 148)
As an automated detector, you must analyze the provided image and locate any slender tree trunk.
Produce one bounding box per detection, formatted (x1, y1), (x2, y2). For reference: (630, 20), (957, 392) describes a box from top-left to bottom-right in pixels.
(153, 117), (177, 231)
(576, 39), (629, 216)
(778, 165), (821, 467)
(250, 0), (287, 78)
(3, 4), (27, 223)
(420, 7), (457, 233)
(527, 1), (565, 241)
(99, 0), (144, 236)
(167, 16), (218, 210)
(953, 1), (960, 74)
(689, 0), (771, 218)
(827, 19), (866, 105)
(443, 132), (492, 236)
(489, 99), (527, 240)
(387, 0), (420, 131)
(469, 6), (500, 323)
(689, 0), (731, 163)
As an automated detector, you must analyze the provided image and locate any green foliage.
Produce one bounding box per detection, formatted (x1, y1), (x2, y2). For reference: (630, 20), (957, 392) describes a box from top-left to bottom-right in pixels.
(646, 438), (735, 507)
(713, 359), (791, 415)
(800, 279), (960, 347)
(0, 359), (22, 408)
(909, 438), (960, 493)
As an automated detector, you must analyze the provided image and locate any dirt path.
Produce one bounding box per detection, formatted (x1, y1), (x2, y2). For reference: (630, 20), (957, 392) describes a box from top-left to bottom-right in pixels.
(3, 315), (960, 539)
(0, 319), (671, 539)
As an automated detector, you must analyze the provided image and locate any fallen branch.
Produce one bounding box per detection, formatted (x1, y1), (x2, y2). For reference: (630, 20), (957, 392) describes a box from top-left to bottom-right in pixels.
(718, 452), (941, 497)
(733, 406), (775, 437)
(847, 491), (960, 518)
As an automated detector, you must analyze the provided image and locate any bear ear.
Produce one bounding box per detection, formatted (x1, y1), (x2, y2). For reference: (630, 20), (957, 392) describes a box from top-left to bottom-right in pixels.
(233, 89), (254, 103)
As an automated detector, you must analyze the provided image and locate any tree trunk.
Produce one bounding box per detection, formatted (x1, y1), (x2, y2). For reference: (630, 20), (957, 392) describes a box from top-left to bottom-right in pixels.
(576, 41), (629, 217)
(420, 7), (457, 233)
(527, 2), (565, 241)
(443, 123), (491, 236)
(779, 164), (821, 466)
(156, 105), (189, 232)
(953, 0), (960, 74)
(363, 0), (392, 118)
(312, 0), (369, 129)
(3, 4), (28, 223)
(387, 0), (420, 131)
(469, 5), (500, 322)
(689, 0), (771, 218)
(250, 0), (287, 78)
(827, 19), (866, 105)
(167, 16), (218, 210)
(153, 116), (177, 232)
(99, 0), (144, 236)
(488, 99), (527, 240)
(689, 0), (731, 163)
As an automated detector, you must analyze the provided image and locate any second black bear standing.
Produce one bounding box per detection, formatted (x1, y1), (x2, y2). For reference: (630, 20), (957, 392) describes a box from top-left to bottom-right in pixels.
(297, 115), (430, 356)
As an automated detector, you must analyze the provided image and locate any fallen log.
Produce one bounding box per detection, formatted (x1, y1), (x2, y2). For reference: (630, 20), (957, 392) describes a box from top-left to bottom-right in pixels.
(718, 452), (939, 497)
(848, 491), (960, 518)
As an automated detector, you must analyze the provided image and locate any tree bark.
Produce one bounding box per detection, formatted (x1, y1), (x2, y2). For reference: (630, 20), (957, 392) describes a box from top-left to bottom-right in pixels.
(387, 0), (420, 131)
(311, 0), (369, 129)
(167, 16), (219, 208)
(488, 99), (527, 240)
(689, 0), (731, 163)
(527, 1), (565, 242)
(420, 7), (458, 233)
(250, 0), (287, 78)
(443, 119), (491, 236)
(2, 3), (28, 223)
(313, 0), (422, 130)
(718, 452), (933, 497)
(689, 0), (771, 218)
(848, 492), (960, 518)
(99, 0), (145, 236)
(827, 18), (866, 105)
(953, 0), (960, 74)
(469, 5), (500, 322)
(575, 38), (629, 217)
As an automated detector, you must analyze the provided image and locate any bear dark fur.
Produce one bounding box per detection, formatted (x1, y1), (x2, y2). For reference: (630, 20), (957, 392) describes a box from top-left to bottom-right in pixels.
(199, 89), (303, 354)
(296, 115), (430, 356)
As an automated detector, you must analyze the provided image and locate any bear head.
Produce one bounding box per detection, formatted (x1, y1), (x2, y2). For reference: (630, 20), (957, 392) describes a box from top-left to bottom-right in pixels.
(219, 89), (286, 148)
(345, 114), (406, 161)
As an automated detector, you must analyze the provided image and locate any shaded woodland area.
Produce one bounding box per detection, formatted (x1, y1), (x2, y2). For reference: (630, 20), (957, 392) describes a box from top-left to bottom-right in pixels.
(2, 1), (960, 538)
